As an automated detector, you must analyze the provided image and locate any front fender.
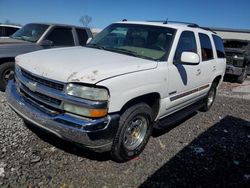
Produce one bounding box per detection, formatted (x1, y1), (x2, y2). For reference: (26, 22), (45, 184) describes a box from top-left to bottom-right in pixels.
(97, 67), (168, 113)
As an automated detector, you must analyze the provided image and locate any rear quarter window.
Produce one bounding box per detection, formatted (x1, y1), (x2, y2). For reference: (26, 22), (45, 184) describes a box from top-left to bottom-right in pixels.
(212, 35), (225, 58)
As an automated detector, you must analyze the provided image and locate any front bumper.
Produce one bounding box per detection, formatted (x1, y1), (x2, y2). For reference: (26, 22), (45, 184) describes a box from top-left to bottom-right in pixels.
(225, 65), (244, 76)
(6, 80), (120, 152)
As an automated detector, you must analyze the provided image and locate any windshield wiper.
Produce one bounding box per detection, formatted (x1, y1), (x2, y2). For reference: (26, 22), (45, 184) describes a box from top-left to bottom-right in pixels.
(104, 47), (157, 61)
(86, 43), (105, 50)
(104, 47), (138, 56)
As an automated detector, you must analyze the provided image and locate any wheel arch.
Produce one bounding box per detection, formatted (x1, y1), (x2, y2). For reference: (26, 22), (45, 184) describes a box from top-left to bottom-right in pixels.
(0, 57), (15, 65)
(212, 75), (222, 87)
(119, 92), (161, 121)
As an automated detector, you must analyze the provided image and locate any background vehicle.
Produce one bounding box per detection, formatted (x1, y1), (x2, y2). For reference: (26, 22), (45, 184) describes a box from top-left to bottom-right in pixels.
(224, 40), (250, 83)
(0, 24), (21, 38)
(6, 21), (226, 162)
(0, 23), (93, 91)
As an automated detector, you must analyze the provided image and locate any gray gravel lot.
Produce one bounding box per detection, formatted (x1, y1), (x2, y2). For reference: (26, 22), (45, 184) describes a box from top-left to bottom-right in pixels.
(0, 80), (250, 188)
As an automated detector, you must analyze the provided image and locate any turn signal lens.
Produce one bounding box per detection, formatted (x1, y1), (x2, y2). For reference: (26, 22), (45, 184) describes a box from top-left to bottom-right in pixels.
(64, 103), (107, 118)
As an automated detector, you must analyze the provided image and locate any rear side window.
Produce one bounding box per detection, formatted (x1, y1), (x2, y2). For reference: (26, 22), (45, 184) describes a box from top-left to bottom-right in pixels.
(76, 29), (88, 46)
(5, 27), (19, 36)
(174, 31), (197, 62)
(212, 35), (225, 58)
(46, 27), (74, 46)
(199, 33), (214, 61)
(0, 27), (4, 36)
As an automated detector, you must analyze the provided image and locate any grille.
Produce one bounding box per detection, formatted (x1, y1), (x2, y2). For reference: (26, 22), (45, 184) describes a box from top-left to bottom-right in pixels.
(226, 57), (233, 65)
(20, 88), (61, 115)
(21, 69), (64, 91)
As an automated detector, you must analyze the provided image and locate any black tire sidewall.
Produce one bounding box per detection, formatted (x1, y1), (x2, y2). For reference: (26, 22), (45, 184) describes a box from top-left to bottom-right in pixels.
(237, 67), (247, 84)
(201, 83), (217, 112)
(0, 62), (15, 91)
(111, 103), (153, 162)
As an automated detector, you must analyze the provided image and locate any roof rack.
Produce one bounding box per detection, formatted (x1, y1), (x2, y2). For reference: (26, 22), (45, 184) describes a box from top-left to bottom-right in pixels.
(147, 20), (216, 33)
(147, 20), (198, 26)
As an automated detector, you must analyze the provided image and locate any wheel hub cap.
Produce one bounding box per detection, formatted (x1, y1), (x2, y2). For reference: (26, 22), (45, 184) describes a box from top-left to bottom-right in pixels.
(123, 116), (148, 150)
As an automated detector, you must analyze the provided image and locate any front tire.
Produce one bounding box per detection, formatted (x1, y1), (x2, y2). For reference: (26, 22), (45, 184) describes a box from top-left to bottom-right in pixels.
(200, 82), (217, 112)
(111, 103), (153, 162)
(0, 62), (15, 91)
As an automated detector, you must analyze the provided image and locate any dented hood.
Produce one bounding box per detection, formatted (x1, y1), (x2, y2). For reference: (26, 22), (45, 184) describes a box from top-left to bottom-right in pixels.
(16, 46), (158, 84)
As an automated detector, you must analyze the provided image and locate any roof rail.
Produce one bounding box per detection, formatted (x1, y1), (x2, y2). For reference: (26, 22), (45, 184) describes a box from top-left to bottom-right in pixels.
(147, 20), (199, 26)
(147, 20), (217, 33)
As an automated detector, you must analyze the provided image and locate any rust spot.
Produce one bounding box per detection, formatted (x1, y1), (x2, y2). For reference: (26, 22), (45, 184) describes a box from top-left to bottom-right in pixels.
(67, 72), (78, 81)
(71, 78), (80, 82)
(93, 70), (98, 75)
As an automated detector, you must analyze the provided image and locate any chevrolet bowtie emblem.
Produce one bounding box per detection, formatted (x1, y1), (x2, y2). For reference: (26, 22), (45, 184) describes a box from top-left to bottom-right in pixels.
(27, 81), (37, 92)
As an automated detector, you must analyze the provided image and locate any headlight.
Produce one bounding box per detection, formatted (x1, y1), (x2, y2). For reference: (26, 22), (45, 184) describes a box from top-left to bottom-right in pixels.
(64, 103), (108, 118)
(65, 83), (109, 101)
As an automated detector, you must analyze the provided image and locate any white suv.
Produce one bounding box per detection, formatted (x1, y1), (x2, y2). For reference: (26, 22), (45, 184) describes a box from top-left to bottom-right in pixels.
(6, 21), (226, 162)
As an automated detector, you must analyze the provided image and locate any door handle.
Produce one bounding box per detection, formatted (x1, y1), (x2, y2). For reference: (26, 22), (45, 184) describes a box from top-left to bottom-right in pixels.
(196, 69), (201, 76)
(213, 66), (216, 71)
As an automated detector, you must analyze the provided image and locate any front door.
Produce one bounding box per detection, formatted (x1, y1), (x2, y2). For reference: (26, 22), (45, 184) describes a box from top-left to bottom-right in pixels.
(166, 30), (202, 114)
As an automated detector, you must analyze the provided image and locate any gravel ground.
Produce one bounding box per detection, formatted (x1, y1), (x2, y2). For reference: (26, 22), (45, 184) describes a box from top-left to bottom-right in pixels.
(0, 81), (250, 188)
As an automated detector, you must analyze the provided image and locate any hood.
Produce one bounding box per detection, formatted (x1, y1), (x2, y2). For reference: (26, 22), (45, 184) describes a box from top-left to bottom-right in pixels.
(16, 47), (158, 84)
(0, 38), (41, 58)
(0, 37), (29, 44)
(225, 48), (246, 55)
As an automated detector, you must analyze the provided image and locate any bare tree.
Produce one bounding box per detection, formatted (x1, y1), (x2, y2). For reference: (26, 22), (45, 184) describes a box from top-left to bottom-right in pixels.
(79, 15), (92, 27)
(4, 19), (22, 26)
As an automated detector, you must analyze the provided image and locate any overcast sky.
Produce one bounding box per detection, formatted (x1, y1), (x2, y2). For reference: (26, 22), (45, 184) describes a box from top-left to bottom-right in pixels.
(0, 0), (250, 29)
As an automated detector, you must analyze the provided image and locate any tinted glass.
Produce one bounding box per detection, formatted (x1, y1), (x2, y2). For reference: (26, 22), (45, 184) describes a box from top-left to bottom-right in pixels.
(212, 35), (225, 58)
(76, 28), (88, 46)
(46, 28), (74, 46)
(174, 31), (197, 62)
(199, 33), (214, 61)
(11, 24), (49, 42)
(0, 27), (4, 36)
(5, 27), (19, 36)
(87, 23), (176, 61)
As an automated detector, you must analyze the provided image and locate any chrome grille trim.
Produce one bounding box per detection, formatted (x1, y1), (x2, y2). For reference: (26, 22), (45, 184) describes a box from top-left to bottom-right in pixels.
(21, 68), (64, 91)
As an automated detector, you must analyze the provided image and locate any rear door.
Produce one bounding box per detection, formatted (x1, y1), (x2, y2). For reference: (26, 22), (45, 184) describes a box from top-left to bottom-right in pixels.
(197, 33), (216, 95)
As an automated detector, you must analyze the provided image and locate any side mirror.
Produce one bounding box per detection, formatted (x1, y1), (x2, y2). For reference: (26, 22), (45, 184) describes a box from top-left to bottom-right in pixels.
(40, 40), (53, 47)
(86, 37), (92, 44)
(181, 52), (200, 65)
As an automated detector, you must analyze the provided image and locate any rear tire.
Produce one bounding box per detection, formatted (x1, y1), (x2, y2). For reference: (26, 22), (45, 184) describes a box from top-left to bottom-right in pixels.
(0, 62), (15, 91)
(200, 82), (217, 112)
(111, 103), (153, 162)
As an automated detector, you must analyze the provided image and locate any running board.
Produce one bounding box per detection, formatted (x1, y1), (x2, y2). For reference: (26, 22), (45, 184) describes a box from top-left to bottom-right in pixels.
(154, 100), (204, 130)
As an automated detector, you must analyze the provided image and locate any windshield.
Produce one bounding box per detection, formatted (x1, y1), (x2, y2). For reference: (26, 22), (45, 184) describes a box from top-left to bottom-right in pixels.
(11, 24), (49, 42)
(87, 23), (176, 61)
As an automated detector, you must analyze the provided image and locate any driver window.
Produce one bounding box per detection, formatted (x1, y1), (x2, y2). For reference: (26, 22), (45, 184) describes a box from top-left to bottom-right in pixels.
(174, 31), (197, 63)
(45, 27), (74, 47)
